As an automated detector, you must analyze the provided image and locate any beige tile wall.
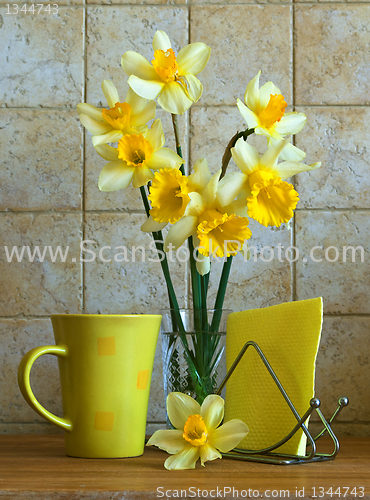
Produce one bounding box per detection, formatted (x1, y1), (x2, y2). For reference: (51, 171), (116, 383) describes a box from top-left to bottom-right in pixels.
(0, 0), (369, 437)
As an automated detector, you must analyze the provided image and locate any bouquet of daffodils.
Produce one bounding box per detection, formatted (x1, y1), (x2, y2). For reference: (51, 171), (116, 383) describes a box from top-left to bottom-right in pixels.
(77, 31), (321, 404)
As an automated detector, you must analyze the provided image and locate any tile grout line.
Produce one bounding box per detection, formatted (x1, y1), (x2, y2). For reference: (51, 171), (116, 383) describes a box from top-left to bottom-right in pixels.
(2, 208), (370, 214)
(3, 104), (370, 112)
(81, 1), (87, 314)
(8, 2), (370, 7)
(186, 1), (191, 309)
(291, 0), (297, 302)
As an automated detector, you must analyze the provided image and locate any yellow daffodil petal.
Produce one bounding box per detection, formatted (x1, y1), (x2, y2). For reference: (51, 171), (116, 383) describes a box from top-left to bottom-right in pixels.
(145, 148), (184, 171)
(125, 87), (147, 113)
(149, 168), (190, 223)
(188, 158), (212, 193)
(177, 42), (211, 76)
(267, 137), (306, 161)
(185, 192), (205, 217)
(181, 74), (203, 102)
(167, 392), (201, 430)
(209, 419), (249, 453)
(274, 112), (307, 136)
(77, 103), (104, 122)
(132, 164), (154, 188)
(232, 138), (260, 174)
(98, 161), (135, 191)
(274, 161), (321, 181)
(202, 170), (222, 205)
(236, 99), (259, 130)
(255, 125), (283, 140)
(247, 177), (299, 227)
(92, 130), (124, 147)
(244, 71), (261, 111)
(217, 172), (248, 207)
(201, 395), (224, 432)
(79, 114), (112, 136)
(152, 30), (172, 52)
(164, 443), (200, 471)
(94, 144), (119, 161)
(101, 80), (120, 109)
(121, 51), (159, 80)
(157, 82), (193, 115)
(146, 118), (165, 151)
(258, 81), (281, 108)
(127, 75), (165, 101)
(147, 429), (184, 454)
(130, 100), (156, 128)
(223, 198), (250, 217)
(199, 443), (222, 467)
(165, 216), (198, 251)
(197, 211), (251, 258)
(141, 215), (168, 233)
(260, 138), (290, 168)
(279, 143), (306, 161)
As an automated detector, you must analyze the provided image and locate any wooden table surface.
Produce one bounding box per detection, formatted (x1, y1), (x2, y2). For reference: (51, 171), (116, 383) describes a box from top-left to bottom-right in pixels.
(0, 435), (369, 499)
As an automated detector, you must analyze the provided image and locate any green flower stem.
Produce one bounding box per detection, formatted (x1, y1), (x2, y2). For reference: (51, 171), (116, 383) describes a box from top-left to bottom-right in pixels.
(171, 114), (183, 171)
(139, 186), (185, 334)
(211, 256), (233, 332)
(200, 275), (209, 332)
(220, 128), (255, 180)
(188, 236), (202, 329)
(170, 112), (228, 403)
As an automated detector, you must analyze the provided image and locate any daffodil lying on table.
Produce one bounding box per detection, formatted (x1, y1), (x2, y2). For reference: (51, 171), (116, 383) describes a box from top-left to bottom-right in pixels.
(77, 29), (322, 404)
(147, 393), (248, 470)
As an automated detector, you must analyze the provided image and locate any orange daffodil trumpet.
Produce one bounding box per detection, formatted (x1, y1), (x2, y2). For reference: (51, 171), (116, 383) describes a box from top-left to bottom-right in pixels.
(96, 119), (184, 191)
(147, 392), (249, 470)
(122, 31), (211, 115)
(238, 72), (307, 161)
(217, 139), (321, 228)
(77, 80), (156, 146)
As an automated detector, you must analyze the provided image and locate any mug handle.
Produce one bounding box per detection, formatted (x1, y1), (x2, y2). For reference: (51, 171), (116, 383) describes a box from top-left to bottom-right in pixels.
(18, 345), (72, 431)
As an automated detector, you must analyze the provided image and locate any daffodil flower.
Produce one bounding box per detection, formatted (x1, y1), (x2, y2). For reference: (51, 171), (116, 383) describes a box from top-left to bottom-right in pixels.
(141, 157), (211, 234)
(77, 80), (156, 147)
(162, 161), (252, 274)
(218, 138), (321, 228)
(141, 158), (251, 274)
(96, 119), (184, 191)
(147, 392), (248, 470)
(237, 72), (307, 161)
(148, 168), (191, 224)
(121, 31), (211, 115)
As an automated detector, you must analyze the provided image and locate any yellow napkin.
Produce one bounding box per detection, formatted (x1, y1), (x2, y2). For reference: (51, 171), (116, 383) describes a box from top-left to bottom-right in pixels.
(224, 297), (323, 456)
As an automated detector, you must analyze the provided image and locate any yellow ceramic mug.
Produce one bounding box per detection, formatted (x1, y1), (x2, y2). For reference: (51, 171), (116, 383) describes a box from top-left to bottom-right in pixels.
(18, 314), (161, 458)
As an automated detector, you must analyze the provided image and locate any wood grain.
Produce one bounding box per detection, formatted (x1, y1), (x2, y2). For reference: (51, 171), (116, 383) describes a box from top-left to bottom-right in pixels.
(0, 436), (369, 499)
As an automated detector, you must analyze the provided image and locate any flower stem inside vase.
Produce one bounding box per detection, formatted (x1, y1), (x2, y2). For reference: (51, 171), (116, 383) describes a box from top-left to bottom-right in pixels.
(161, 309), (230, 411)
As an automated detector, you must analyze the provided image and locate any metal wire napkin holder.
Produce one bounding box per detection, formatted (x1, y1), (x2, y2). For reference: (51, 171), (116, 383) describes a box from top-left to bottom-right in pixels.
(215, 340), (349, 465)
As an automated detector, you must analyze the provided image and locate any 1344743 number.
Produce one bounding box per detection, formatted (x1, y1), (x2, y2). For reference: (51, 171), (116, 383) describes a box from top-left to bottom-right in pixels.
(5, 4), (58, 14)
(312, 488), (365, 498)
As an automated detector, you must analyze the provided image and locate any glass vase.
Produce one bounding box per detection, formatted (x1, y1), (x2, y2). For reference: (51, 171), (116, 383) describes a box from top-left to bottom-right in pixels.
(161, 309), (231, 409)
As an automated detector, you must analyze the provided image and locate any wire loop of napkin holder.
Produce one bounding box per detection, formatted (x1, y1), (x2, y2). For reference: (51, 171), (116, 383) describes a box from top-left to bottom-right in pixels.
(216, 340), (348, 465)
